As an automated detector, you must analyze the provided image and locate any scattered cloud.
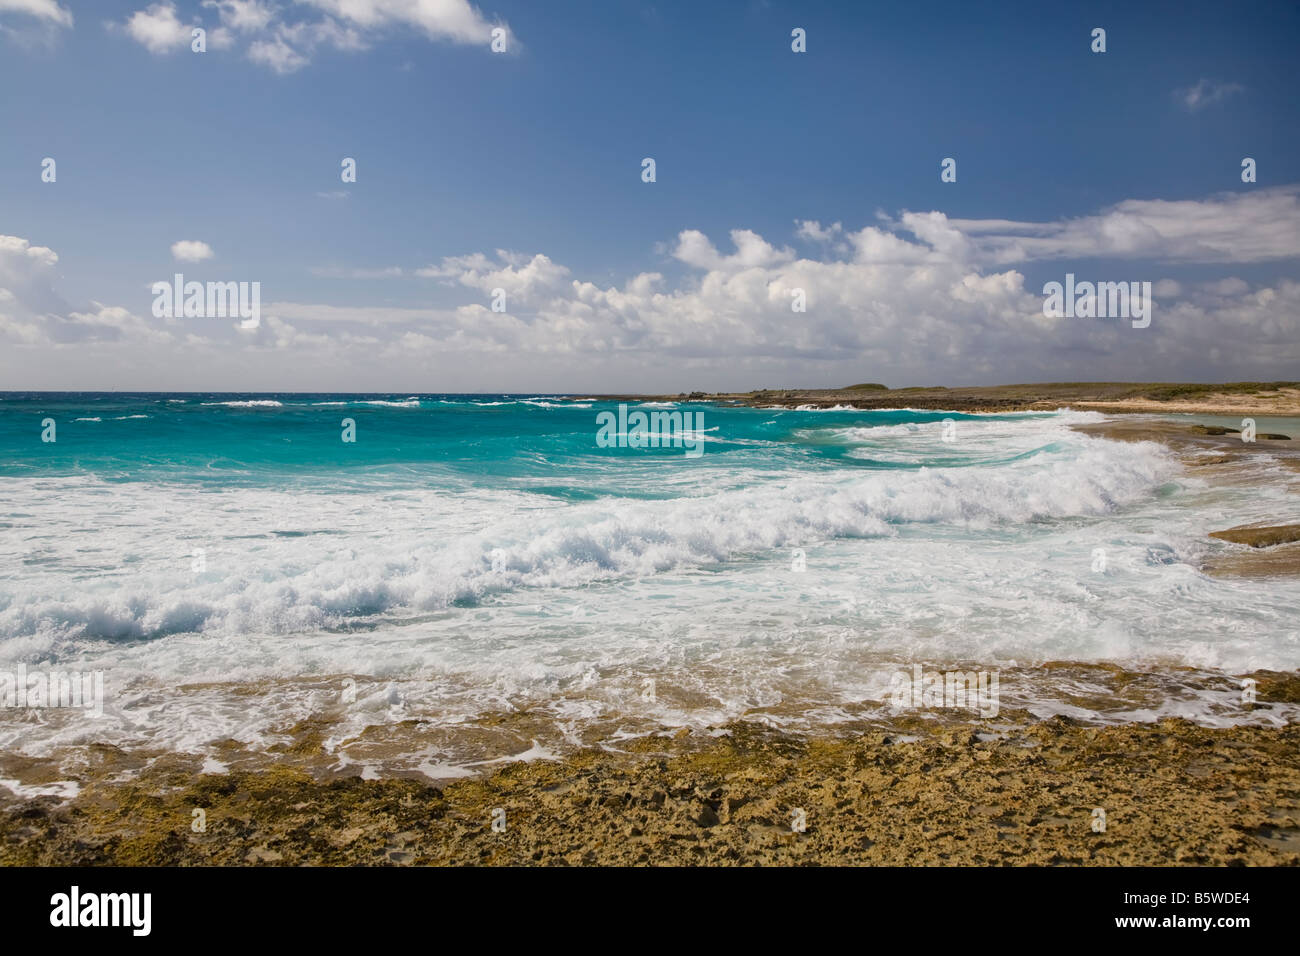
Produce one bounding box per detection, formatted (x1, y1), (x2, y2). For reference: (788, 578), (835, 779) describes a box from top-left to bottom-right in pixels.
(0, 0), (71, 27)
(0, 235), (173, 347)
(171, 240), (214, 262)
(416, 251), (570, 303)
(116, 0), (513, 72)
(948, 187), (1300, 265)
(673, 229), (795, 271)
(201, 0), (273, 32)
(1176, 78), (1245, 111)
(5, 187), (1300, 387)
(298, 0), (512, 47)
(123, 2), (194, 54)
(795, 220), (843, 243)
(0, 234), (58, 269)
(247, 32), (308, 73)
(249, 188), (1300, 386)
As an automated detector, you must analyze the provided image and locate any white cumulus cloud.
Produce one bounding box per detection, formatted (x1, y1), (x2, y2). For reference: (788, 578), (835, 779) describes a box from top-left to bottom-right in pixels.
(123, 2), (195, 54)
(117, 0), (513, 72)
(0, 0), (72, 27)
(299, 0), (511, 46)
(171, 240), (214, 262)
(5, 185), (1300, 389)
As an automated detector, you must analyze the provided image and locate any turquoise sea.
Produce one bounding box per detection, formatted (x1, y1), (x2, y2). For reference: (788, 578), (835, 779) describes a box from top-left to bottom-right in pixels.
(1, 393), (1298, 778)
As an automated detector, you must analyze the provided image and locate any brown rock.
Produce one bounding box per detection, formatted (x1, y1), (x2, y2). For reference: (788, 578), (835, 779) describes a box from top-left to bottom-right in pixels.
(1209, 524), (1300, 548)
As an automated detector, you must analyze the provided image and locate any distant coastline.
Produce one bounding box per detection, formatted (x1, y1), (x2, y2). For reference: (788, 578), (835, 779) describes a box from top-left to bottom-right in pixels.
(590, 381), (1300, 417)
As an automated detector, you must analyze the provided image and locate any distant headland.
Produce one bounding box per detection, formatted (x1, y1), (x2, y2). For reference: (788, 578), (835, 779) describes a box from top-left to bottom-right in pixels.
(593, 382), (1300, 416)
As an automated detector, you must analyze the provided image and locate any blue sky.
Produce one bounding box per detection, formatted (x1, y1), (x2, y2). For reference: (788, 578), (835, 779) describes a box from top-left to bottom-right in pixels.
(1, 0), (1299, 390)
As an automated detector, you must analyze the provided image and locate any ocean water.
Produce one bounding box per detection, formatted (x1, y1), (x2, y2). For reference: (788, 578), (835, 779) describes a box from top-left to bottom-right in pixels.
(1, 393), (1298, 778)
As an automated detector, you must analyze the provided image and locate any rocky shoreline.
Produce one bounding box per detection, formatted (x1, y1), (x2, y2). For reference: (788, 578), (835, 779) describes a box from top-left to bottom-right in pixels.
(3, 708), (1297, 866)
(1068, 418), (1300, 578)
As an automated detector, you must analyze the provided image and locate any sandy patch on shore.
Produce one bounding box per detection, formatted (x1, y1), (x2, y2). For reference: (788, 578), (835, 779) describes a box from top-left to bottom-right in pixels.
(1071, 389), (1300, 417)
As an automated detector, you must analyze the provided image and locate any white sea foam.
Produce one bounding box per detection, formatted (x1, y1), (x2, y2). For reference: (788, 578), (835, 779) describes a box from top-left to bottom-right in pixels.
(309, 399), (420, 407)
(200, 400), (283, 407)
(2, 410), (1296, 772)
(0, 419), (1181, 645)
(0, 778), (81, 800)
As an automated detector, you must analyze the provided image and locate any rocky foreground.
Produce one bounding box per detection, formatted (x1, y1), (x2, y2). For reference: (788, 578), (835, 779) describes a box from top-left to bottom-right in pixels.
(2, 697), (1298, 866)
